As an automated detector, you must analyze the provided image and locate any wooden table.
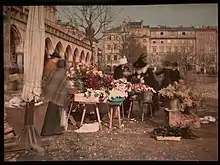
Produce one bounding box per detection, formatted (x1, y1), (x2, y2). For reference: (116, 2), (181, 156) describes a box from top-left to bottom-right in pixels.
(76, 101), (104, 131)
(108, 102), (124, 129)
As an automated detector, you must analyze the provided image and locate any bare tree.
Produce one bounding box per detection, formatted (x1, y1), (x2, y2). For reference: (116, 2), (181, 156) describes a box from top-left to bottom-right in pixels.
(119, 33), (146, 65)
(60, 6), (122, 66)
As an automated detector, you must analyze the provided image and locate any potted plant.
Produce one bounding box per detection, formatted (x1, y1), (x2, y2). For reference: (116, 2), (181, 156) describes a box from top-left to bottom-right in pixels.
(158, 81), (195, 111)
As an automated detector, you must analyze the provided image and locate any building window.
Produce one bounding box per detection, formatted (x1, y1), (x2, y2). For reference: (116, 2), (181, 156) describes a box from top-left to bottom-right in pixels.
(107, 55), (111, 62)
(159, 46), (164, 53)
(107, 44), (111, 50)
(114, 55), (117, 61)
(152, 46), (157, 53)
(188, 46), (194, 52)
(166, 46), (172, 52)
(160, 32), (164, 35)
(174, 46), (179, 52)
(182, 32), (186, 35)
(110, 35), (115, 40)
(160, 41), (164, 44)
(152, 41), (156, 44)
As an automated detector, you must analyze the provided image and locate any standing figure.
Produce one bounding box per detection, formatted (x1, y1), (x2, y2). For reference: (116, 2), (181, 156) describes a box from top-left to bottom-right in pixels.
(113, 56), (131, 116)
(113, 56), (129, 80)
(41, 59), (71, 136)
(133, 54), (160, 116)
(171, 62), (181, 83)
(155, 61), (173, 89)
(43, 52), (61, 78)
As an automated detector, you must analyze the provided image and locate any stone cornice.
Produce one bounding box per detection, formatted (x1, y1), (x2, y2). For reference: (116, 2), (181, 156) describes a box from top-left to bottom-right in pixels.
(10, 6), (94, 51)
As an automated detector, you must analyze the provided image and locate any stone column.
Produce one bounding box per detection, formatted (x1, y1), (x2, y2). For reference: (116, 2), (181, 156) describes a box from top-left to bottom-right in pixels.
(3, 7), (11, 90)
(17, 52), (24, 73)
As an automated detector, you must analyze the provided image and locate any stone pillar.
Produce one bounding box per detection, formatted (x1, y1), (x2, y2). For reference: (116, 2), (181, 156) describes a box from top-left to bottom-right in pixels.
(17, 52), (23, 73)
(3, 7), (11, 90)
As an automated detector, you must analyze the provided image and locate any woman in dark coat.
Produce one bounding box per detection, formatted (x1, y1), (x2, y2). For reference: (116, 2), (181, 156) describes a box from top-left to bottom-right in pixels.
(113, 56), (132, 116)
(41, 59), (70, 136)
(132, 54), (160, 113)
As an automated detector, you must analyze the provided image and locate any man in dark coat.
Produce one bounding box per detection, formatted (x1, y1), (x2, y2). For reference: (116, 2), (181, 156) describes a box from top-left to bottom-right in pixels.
(170, 62), (181, 83)
(155, 61), (173, 89)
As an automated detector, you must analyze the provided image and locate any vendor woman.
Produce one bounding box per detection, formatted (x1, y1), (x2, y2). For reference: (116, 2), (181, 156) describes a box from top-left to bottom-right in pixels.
(113, 56), (132, 116)
(133, 54), (160, 113)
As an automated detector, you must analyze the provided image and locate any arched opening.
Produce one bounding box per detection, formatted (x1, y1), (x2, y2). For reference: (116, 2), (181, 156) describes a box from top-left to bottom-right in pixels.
(73, 48), (79, 65)
(85, 52), (90, 63)
(44, 37), (53, 66)
(80, 50), (85, 63)
(54, 41), (64, 57)
(10, 25), (22, 73)
(64, 45), (72, 68)
(105, 66), (111, 74)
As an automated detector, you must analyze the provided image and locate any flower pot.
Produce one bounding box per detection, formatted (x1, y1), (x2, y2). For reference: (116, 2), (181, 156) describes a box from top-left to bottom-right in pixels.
(168, 98), (180, 111)
(139, 91), (153, 103)
(156, 136), (181, 141)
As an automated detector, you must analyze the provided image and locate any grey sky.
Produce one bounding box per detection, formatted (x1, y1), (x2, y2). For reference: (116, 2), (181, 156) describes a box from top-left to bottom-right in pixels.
(57, 4), (218, 47)
(57, 4), (218, 28)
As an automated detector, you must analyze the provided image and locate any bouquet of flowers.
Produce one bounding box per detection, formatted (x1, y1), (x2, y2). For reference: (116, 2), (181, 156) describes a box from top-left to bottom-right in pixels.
(108, 80), (132, 99)
(132, 83), (156, 94)
(158, 81), (196, 108)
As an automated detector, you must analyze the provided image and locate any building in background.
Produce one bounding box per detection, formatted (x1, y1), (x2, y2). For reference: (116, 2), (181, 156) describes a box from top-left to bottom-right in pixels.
(102, 21), (218, 73)
(4, 6), (98, 75)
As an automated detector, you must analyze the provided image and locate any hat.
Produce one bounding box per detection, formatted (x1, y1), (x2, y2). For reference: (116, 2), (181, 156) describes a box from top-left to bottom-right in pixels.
(133, 53), (148, 69)
(50, 52), (61, 59)
(119, 56), (128, 65)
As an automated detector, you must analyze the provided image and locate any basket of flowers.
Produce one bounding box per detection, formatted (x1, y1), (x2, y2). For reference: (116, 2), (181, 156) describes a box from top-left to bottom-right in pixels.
(108, 79), (131, 102)
(131, 83), (156, 103)
(158, 80), (197, 111)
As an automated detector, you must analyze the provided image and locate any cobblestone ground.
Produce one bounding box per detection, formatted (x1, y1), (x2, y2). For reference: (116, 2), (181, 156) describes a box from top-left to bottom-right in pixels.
(4, 75), (218, 161)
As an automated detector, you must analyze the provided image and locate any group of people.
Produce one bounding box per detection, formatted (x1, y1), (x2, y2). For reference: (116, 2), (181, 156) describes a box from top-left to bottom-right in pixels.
(113, 54), (181, 117)
(40, 52), (181, 136)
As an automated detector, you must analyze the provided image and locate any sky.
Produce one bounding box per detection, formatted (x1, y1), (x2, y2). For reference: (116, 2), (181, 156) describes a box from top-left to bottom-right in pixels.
(57, 4), (218, 46)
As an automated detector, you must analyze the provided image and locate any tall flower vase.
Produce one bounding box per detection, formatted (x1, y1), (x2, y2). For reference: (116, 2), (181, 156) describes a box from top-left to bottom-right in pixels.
(168, 98), (180, 111)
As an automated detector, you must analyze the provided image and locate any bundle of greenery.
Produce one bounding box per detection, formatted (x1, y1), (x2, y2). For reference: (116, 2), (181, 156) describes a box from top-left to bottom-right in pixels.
(151, 125), (199, 139)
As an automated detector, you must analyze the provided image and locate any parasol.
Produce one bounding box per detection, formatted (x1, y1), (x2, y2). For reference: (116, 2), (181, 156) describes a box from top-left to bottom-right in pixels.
(21, 6), (45, 101)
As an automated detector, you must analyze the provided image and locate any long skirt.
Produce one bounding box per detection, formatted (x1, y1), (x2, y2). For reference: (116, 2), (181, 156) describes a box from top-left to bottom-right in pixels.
(41, 102), (64, 136)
